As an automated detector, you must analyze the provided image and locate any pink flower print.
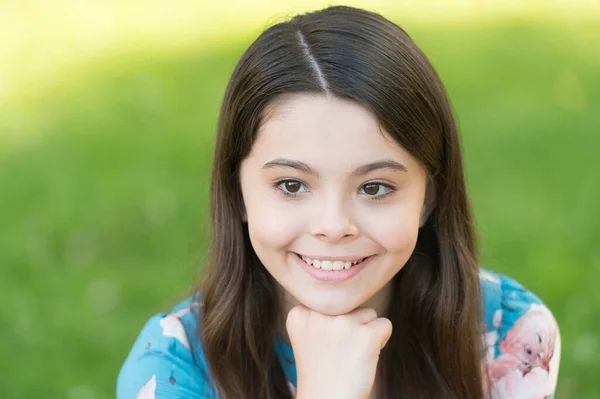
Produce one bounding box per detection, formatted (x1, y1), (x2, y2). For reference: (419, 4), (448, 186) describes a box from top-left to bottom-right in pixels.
(486, 305), (560, 399)
(496, 306), (557, 376)
(491, 367), (552, 399)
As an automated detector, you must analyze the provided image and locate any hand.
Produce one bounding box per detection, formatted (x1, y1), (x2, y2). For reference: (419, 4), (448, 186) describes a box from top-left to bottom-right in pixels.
(286, 305), (393, 399)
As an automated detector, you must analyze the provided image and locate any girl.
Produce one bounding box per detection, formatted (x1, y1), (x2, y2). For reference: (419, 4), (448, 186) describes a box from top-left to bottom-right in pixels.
(117, 5), (561, 399)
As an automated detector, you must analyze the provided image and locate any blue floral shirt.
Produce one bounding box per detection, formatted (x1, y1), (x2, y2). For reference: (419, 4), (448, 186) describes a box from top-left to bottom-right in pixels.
(117, 269), (561, 398)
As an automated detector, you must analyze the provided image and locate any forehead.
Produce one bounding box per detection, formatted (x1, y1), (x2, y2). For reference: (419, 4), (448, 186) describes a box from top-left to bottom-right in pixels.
(252, 94), (419, 170)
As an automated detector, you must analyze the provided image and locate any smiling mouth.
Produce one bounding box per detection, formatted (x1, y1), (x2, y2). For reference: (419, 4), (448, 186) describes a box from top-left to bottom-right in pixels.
(295, 253), (371, 271)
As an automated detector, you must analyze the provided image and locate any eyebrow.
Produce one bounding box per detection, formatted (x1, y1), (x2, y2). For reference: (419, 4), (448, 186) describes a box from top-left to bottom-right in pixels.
(262, 158), (408, 177)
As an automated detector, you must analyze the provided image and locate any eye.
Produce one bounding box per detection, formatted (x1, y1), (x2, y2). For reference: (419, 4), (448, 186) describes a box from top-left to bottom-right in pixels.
(359, 182), (395, 199)
(274, 179), (308, 197)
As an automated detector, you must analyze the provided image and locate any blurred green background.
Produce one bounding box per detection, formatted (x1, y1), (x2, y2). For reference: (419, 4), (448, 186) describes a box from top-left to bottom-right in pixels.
(1, 0), (598, 398)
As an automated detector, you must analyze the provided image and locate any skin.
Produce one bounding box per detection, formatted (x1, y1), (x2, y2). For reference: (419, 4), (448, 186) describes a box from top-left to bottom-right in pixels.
(238, 93), (434, 397)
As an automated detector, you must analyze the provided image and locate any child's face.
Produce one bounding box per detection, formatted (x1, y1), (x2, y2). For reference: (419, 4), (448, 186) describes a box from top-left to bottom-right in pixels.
(239, 93), (430, 316)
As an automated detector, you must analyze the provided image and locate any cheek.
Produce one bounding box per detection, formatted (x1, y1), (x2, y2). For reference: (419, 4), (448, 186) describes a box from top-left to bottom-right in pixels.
(362, 203), (421, 254)
(246, 199), (303, 250)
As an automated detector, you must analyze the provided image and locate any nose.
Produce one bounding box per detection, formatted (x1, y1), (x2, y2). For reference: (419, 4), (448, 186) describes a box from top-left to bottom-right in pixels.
(310, 195), (359, 243)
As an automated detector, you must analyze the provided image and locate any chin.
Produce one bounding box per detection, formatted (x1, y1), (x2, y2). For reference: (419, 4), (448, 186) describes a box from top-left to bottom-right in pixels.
(299, 295), (361, 316)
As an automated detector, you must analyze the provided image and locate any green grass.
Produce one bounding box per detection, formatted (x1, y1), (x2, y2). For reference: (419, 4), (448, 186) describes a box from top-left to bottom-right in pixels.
(1, 8), (599, 399)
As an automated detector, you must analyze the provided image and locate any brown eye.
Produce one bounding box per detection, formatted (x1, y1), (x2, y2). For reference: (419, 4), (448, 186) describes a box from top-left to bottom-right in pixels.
(285, 181), (302, 193)
(275, 179), (307, 196)
(359, 182), (395, 200)
(362, 183), (381, 196)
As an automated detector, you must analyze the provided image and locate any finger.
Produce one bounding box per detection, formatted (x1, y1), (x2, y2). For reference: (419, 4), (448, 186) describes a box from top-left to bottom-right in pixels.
(366, 317), (393, 350)
(286, 304), (309, 334)
(347, 307), (378, 324)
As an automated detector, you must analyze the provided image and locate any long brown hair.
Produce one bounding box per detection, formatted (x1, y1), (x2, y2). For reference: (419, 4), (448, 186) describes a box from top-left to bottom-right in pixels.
(199, 5), (484, 398)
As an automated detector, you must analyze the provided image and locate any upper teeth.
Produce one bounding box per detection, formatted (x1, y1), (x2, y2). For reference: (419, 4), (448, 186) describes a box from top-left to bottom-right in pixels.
(300, 255), (365, 270)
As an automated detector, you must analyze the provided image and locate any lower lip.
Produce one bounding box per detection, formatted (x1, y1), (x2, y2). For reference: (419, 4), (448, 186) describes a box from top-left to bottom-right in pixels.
(292, 252), (373, 283)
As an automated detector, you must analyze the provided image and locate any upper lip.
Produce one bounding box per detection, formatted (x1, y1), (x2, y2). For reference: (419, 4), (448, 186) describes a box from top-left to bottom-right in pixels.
(295, 252), (371, 262)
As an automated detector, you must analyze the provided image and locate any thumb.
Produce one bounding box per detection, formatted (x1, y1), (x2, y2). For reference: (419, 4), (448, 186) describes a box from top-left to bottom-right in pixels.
(367, 317), (393, 350)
